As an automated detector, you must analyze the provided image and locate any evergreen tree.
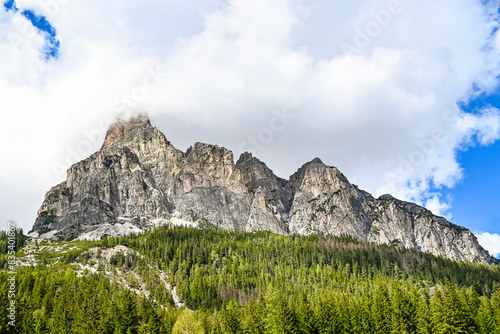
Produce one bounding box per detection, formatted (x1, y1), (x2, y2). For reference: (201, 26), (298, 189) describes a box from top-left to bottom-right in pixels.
(316, 293), (342, 334)
(241, 298), (265, 334)
(476, 296), (495, 334)
(264, 286), (300, 334)
(489, 286), (500, 334)
(296, 293), (318, 334)
(33, 309), (50, 334)
(48, 283), (74, 334)
(390, 281), (416, 334)
(219, 300), (240, 333)
(115, 290), (139, 334)
(172, 309), (204, 334)
(414, 290), (431, 334)
(372, 282), (391, 334)
(74, 291), (105, 334)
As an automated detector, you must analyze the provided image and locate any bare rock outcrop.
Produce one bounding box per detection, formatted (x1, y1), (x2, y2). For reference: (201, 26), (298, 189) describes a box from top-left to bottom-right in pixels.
(30, 114), (493, 263)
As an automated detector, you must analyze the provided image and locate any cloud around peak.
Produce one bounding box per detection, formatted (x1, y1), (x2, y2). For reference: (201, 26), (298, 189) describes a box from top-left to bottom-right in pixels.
(2, 0), (500, 230)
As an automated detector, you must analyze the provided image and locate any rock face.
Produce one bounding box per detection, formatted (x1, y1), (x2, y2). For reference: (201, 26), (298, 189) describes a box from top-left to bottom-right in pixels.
(30, 114), (493, 263)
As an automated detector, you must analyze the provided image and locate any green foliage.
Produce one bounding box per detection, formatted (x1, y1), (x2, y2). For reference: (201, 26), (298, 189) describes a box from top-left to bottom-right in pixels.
(172, 309), (204, 334)
(0, 267), (168, 334)
(0, 227), (27, 254)
(3, 226), (500, 333)
(370, 226), (381, 235)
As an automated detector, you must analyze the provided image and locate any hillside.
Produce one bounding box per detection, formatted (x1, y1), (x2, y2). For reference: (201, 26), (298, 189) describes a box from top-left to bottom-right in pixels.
(2, 226), (500, 333)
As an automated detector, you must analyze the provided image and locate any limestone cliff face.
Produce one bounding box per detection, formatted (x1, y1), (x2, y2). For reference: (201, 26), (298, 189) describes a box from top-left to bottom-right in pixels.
(285, 160), (490, 263)
(31, 114), (493, 263)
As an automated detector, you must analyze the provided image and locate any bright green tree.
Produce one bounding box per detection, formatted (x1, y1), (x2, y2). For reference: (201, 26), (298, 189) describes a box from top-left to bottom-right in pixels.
(172, 309), (204, 334)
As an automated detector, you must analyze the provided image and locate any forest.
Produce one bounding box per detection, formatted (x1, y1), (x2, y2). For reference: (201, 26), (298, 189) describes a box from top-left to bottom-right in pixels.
(1, 226), (500, 333)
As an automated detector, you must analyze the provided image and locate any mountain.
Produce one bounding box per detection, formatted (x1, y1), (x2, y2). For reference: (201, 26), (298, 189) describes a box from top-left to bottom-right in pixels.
(29, 113), (493, 263)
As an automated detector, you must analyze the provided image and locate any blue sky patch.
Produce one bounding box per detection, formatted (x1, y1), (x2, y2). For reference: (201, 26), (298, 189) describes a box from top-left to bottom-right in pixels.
(21, 9), (60, 59)
(3, 0), (17, 12)
(4, 0), (59, 59)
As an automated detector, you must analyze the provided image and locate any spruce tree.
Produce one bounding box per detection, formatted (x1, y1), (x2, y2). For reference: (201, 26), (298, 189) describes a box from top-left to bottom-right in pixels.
(172, 309), (204, 334)
(372, 282), (391, 334)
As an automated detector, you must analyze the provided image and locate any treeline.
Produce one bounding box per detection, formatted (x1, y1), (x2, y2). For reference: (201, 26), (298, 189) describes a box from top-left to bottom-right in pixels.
(102, 227), (500, 300)
(0, 268), (179, 333)
(2, 268), (500, 333)
(199, 280), (500, 333)
(2, 226), (500, 333)
(0, 227), (27, 255)
(98, 226), (500, 333)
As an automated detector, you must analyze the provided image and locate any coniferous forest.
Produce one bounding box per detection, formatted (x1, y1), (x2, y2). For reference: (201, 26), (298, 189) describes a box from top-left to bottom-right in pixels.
(2, 226), (500, 333)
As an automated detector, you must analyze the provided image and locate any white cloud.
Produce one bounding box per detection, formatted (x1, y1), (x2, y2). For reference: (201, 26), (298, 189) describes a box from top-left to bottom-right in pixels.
(476, 232), (500, 258)
(425, 195), (452, 219)
(2, 0), (500, 232)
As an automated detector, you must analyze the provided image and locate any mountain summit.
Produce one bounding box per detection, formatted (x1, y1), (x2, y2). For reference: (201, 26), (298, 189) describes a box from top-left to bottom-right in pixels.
(30, 114), (493, 263)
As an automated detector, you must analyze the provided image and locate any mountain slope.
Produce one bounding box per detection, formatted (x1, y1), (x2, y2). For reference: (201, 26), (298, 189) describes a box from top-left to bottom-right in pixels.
(6, 226), (500, 333)
(30, 113), (493, 263)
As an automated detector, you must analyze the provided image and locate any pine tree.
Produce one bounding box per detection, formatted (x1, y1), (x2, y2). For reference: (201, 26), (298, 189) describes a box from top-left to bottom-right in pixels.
(0, 281), (9, 334)
(264, 286), (300, 334)
(219, 300), (240, 333)
(316, 293), (342, 334)
(240, 297), (265, 334)
(430, 288), (445, 333)
(476, 296), (495, 334)
(431, 284), (473, 334)
(49, 288), (74, 334)
(372, 282), (391, 334)
(73, 292), (104, 334)
(489, 286), (500, 334)
(296, 293), (318, 334)
(172, 309), (204, 334)
(414, 290), (431, 334)
(390, 281), (416, 334)
(115, 290), (139, 334)
(33, 308), (50, 334)
(282, 303), (300, 334)
(147, 308), (164, 333)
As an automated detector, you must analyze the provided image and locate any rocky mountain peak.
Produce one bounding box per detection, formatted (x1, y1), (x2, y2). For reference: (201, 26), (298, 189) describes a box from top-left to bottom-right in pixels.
(378, 194), (395, 201)
(185, 143), (236, 173)
(236, 152), (278, 183)
(296, 157), (328, 174)
(30, 114), (494, 263)
(308, 157), (324, 165)
(101, 113), (153, 149)
(236, 152), (254, 164)
(288, 157), (336, 193)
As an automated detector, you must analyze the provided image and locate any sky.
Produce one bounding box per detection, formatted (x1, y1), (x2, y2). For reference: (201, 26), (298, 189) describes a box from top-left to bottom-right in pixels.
(1, 0), (500, 256)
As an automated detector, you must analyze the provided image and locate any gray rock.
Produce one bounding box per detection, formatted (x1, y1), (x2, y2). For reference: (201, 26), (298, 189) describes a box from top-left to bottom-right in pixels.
(30, 113), (493, 263)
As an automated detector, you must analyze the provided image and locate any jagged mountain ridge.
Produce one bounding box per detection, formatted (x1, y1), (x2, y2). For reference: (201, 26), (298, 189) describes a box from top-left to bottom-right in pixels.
(30, 114), (493, 263)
